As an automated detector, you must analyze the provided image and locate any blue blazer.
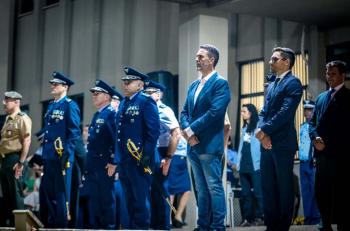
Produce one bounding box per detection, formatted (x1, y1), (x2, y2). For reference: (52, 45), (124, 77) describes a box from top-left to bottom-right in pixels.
(258, 71), (303, 152)
(180, 72), (231, 155)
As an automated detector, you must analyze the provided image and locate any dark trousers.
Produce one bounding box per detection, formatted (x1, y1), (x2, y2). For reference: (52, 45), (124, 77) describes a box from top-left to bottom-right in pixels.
(315, 154), (349, 231)
(39, 159), (73, 228)
(260, 148), (295, 231)
(239, 170), (264, 221)
(0, 152), (24, 226)
(150, 147), (171, 230)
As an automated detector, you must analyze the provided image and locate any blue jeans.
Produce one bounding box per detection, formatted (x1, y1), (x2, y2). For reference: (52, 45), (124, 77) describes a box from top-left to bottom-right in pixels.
(188, 151), (226, 230)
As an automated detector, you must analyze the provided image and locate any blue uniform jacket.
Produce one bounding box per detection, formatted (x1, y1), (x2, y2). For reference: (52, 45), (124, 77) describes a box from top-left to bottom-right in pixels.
(115, 91), (160, 164)
(258, 72), (303, 152)
(87, 104), (117, 165)
(180, 72), (231, 155)
(42, 96), (81, 163)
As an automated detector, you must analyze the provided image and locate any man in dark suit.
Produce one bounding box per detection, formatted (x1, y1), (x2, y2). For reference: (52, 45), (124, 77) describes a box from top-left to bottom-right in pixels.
(180, 44), (231, 231)
(256, 47), (303, 231)
(309, 60), (350, 231)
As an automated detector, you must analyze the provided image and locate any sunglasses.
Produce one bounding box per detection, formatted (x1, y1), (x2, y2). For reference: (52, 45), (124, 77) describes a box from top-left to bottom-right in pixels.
(92, 91), (102, 96)
(270, 56), (286, 63)
(122, 80), (135, 85)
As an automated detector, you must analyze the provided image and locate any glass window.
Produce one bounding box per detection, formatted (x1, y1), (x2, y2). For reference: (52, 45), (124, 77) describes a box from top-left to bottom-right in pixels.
(237, 60), (265, 145)
(293, 53), (309, 159)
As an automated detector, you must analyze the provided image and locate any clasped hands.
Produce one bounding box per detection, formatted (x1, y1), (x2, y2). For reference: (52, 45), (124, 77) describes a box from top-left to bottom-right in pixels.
(313, 137), (325, 151)
(255, 128), (272, 150)
(182, 130), (200, 147)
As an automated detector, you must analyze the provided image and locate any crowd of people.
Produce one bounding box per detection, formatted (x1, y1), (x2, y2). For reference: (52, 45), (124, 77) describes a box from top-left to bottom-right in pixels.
(0, 44), (349, 231)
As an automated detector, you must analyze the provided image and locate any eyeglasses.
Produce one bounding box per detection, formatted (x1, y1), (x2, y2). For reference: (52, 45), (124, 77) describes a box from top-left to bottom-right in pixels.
(270, 56), (286, 63)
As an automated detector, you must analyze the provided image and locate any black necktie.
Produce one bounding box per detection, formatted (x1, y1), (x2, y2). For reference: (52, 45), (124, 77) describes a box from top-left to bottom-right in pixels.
(271, 77), (281, 92)
(325, 88), (336, 105)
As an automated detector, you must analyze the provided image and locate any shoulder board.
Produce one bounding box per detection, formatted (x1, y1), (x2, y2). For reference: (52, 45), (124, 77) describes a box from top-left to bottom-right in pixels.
(107, 105), (115, 111)
(66, 98), (72, 102)
(141, 92), (151, 98)
(17, 112), (25, 116)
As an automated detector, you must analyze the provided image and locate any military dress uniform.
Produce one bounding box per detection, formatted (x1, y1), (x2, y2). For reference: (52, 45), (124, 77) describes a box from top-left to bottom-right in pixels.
(0, 91), (32, 226)
(144, 80), (179, 230)
(39, 72), (81, 228)
(115, 67), (160, 229)
(85, 80), (118, 229)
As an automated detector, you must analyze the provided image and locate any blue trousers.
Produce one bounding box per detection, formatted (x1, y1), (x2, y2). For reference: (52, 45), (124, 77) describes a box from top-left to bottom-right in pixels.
(119, 159), (152, 229)
(299, 161), (320, 225)
(86, 160), (116, 229)
(188, 151), (226, 230)
(40, 159), (73, 228)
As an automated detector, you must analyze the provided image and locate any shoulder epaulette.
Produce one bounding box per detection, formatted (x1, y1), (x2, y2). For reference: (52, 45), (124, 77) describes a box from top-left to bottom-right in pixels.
(17, 112), (25, 116)
(141, 92), (151, 98)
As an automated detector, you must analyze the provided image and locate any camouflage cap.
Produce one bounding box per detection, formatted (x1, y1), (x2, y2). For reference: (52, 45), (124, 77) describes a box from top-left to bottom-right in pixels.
(4, 91), (22, 100)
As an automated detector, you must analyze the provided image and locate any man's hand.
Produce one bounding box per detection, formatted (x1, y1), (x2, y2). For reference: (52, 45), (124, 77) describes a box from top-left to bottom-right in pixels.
(255, 128), (265, 141)
(105, 163), (117, 177)
(182, 130), (190, 141)
(261, 136), (272, 150)
(13, 162), (24, 179)
(313, 137), (325, 151)
(188, 135), (200, 147)
(160, 158), (171, 176)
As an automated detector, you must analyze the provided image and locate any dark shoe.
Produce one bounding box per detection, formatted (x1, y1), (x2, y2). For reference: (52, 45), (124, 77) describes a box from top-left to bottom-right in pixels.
(254, 218), (264, 226)
(173, 218), (184, 228)
(240, 219), (251, 227)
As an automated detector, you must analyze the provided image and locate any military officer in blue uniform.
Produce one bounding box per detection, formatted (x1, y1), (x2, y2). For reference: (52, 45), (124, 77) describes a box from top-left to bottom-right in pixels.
(110, 86), (124, 112)
(85, 80), (118, 229)
(144, 80), (181, 230)
(39, 71), (81, 228)
(115, 67), (160, 229)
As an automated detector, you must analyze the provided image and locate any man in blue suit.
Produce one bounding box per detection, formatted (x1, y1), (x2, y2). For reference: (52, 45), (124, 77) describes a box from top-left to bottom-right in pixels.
(86, 80), (118, 229)
(180, 44), (231, 231)
(115, 67), (160, 229)
(40, 71), (81, 228)
(309, 60), (350, 231)
(256, 47), (303, 231)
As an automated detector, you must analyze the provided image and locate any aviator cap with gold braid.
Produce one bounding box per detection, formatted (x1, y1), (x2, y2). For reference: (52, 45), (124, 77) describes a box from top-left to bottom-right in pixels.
(90, 80), (116, 97)
(49, 71), (75, 86)
(144, 80), (166, 93)
(122, 67), (149, 82)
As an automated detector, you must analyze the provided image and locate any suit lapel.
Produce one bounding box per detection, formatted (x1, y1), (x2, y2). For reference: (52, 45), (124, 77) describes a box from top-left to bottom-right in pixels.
(193, 72), (218, 110)
(189, 80), (200, 113)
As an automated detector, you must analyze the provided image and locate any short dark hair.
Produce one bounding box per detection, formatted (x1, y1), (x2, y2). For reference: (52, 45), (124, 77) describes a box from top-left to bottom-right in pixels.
(200, 44), (220, 67)
(326, 60), (347, 74)
(272, 47), (296, 69)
